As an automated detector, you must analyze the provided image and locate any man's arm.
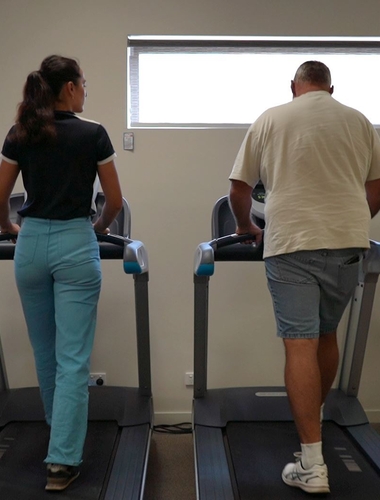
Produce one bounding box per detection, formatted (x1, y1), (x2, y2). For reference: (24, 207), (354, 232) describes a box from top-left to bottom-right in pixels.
(365, 178), (380, 218)
(229, 179), (263, 244)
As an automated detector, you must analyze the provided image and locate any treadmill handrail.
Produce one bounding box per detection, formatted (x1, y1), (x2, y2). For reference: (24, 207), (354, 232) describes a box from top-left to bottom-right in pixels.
(95, 232), (131, 246)
(210, 233), (258, 249)
(95, 233), (149, 275)
(0, 232), (149, 275)
(0, 233), (17, 242)
(194, 232), (263, 276)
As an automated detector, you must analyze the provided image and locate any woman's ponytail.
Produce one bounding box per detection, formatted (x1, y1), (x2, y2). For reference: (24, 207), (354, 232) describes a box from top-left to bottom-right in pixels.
(14, 70), (56, 145)
(11, 55), (81, 145)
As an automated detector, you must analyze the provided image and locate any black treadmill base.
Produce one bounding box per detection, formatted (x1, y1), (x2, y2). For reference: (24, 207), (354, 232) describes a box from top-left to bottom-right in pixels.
(0, 421), (119, 500)
(226, 421), (380, 499)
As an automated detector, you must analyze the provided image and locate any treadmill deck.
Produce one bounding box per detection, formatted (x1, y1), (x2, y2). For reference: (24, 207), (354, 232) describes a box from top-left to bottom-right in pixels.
(226, 421), (380, 499)
(0, 421), (118, 499)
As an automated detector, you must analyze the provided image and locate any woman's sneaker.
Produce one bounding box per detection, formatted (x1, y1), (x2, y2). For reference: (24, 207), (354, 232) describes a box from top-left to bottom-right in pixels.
(282, 454), (330, 494)
(45, 463), (80, 491)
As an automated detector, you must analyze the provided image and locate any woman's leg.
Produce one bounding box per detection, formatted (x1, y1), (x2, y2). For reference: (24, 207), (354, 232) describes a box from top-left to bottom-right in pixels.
(46, 220), (101, 466)
(14, 220), (56, 425)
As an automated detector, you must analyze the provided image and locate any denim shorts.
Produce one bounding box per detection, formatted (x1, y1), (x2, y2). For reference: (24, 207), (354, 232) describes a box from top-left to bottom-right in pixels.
(265, 248), (365, 339)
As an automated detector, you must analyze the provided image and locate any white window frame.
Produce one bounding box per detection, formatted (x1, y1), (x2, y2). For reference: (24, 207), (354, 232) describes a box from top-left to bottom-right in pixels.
(127, 36), (380, 130)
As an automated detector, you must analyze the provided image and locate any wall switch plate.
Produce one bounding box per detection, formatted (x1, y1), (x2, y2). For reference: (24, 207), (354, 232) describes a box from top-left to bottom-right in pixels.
(123, 132), (134, 151)
(185, 372), (194, 386)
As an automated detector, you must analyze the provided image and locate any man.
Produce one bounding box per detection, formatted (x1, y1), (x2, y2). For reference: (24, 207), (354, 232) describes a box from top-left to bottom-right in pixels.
(229, 60), (380, 494)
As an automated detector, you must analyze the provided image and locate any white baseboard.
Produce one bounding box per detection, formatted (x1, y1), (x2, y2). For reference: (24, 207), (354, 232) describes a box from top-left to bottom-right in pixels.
(153, 412), (192, 426)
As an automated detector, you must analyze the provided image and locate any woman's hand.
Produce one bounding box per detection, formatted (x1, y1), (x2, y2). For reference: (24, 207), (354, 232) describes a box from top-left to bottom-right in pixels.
(0, 222), (20, 243)
(0, 222), (20, 235)
(92, 222), (110, 235)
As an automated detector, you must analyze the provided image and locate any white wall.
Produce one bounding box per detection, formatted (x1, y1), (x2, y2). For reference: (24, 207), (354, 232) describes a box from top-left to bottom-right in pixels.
(1, 0), (380, 423)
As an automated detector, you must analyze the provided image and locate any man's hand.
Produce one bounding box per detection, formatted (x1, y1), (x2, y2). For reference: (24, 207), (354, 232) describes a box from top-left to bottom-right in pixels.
(236, 222), (263, 245)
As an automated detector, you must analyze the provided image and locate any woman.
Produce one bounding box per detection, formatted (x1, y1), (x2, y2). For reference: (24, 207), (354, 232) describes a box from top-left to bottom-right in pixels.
(0, 55), (123, 491)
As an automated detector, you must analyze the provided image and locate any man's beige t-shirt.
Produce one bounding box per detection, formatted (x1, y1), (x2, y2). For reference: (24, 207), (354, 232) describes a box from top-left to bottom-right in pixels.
(230, 91), (380, 258)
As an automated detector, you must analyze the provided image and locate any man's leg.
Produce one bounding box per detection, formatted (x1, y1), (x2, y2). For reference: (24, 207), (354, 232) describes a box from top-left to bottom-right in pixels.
(318, 331), (339, 405)
(283, 338), (321, 444)
(284, 331), (339, 444)
(265, 252), (331, 493)
(282, 337), (330, 494)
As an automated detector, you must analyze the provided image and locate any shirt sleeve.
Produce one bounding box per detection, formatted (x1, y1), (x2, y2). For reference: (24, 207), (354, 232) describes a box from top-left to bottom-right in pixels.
(96, 124), (117, 165)
(1, 127), (19, 164)
(229, 122), (262, 188)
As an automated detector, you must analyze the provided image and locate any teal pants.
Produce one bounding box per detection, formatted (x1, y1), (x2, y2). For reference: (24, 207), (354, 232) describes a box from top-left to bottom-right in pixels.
(14, 217), (101, 466)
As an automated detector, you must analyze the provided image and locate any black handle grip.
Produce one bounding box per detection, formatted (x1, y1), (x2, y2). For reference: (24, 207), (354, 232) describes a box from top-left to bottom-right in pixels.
(213, 233), (259, 249)
(0, 233), (17, 242)
(0, 232), (129, 247)
(95, 233), (128, 246)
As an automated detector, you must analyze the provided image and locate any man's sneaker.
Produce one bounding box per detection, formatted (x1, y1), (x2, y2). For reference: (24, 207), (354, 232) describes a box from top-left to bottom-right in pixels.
(282, 453), (330, 494)
(45, 463), (80, 491)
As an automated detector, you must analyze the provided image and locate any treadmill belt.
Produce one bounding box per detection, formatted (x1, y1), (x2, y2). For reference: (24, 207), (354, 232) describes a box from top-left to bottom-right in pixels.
(0, 420), (119, 499)
(226, 421), (380, 499)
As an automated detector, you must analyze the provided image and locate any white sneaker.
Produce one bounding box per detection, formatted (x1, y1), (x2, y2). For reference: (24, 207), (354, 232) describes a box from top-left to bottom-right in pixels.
(282, 453), (330, 494)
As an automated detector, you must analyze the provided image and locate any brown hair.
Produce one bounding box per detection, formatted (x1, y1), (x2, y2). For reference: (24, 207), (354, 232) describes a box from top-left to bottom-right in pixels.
(12, 55), (81, 145)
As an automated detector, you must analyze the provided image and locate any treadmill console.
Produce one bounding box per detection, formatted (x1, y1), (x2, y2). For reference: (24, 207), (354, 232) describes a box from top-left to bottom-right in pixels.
(251, 181), (265, 229)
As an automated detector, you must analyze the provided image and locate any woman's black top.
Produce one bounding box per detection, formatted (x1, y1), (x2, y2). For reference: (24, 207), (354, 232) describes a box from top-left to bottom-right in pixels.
(1, 111), (116, 220)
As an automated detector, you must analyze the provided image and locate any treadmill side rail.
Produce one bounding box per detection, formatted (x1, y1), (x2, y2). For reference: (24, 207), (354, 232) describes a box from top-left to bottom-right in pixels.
(340, 272), (379, 396)
(104, 424), (151, 500)
(134, 273), (152, 397)
(194, 275), (210, 399)
(194, 425), (235, 500)
(0, 337), (9, 392)
(347, 423), (380, 471)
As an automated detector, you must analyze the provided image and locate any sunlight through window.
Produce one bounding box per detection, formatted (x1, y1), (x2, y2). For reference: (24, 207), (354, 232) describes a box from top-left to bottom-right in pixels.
(127, 37), (380, 128)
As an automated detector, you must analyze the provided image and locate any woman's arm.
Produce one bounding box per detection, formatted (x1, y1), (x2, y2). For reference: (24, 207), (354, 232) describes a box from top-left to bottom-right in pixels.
(0, 159), (21, 234)
(93, 160), (123, 234)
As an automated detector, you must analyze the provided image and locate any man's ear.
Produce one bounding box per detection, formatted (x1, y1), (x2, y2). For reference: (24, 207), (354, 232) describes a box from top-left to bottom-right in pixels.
(329, 85), (334, 95)
(290, 80), (296, 98)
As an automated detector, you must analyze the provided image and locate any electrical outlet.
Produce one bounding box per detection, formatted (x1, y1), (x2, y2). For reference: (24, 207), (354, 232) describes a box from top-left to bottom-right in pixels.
(185, 372), (194, 386)
(88, 373), (106, 386)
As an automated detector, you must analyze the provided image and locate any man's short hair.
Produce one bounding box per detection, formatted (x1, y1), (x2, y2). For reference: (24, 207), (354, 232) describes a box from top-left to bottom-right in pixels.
(294, 61), (331, 87)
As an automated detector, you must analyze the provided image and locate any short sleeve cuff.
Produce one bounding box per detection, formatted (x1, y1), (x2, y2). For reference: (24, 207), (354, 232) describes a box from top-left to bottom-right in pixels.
(97, 152), (117, 165)
(0, 154), (18, 165)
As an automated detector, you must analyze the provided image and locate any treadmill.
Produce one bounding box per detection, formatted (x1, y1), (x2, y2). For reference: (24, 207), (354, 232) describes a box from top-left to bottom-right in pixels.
(0, 192), (153, 500)
(193, 185), (380, 499)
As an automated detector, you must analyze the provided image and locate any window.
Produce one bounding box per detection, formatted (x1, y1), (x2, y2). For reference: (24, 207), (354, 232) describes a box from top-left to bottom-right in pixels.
(127, 36), (380, 129)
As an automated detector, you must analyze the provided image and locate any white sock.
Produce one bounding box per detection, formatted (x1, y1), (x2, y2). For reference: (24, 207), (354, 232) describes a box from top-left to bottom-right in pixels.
(301, 442), (324, 469)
